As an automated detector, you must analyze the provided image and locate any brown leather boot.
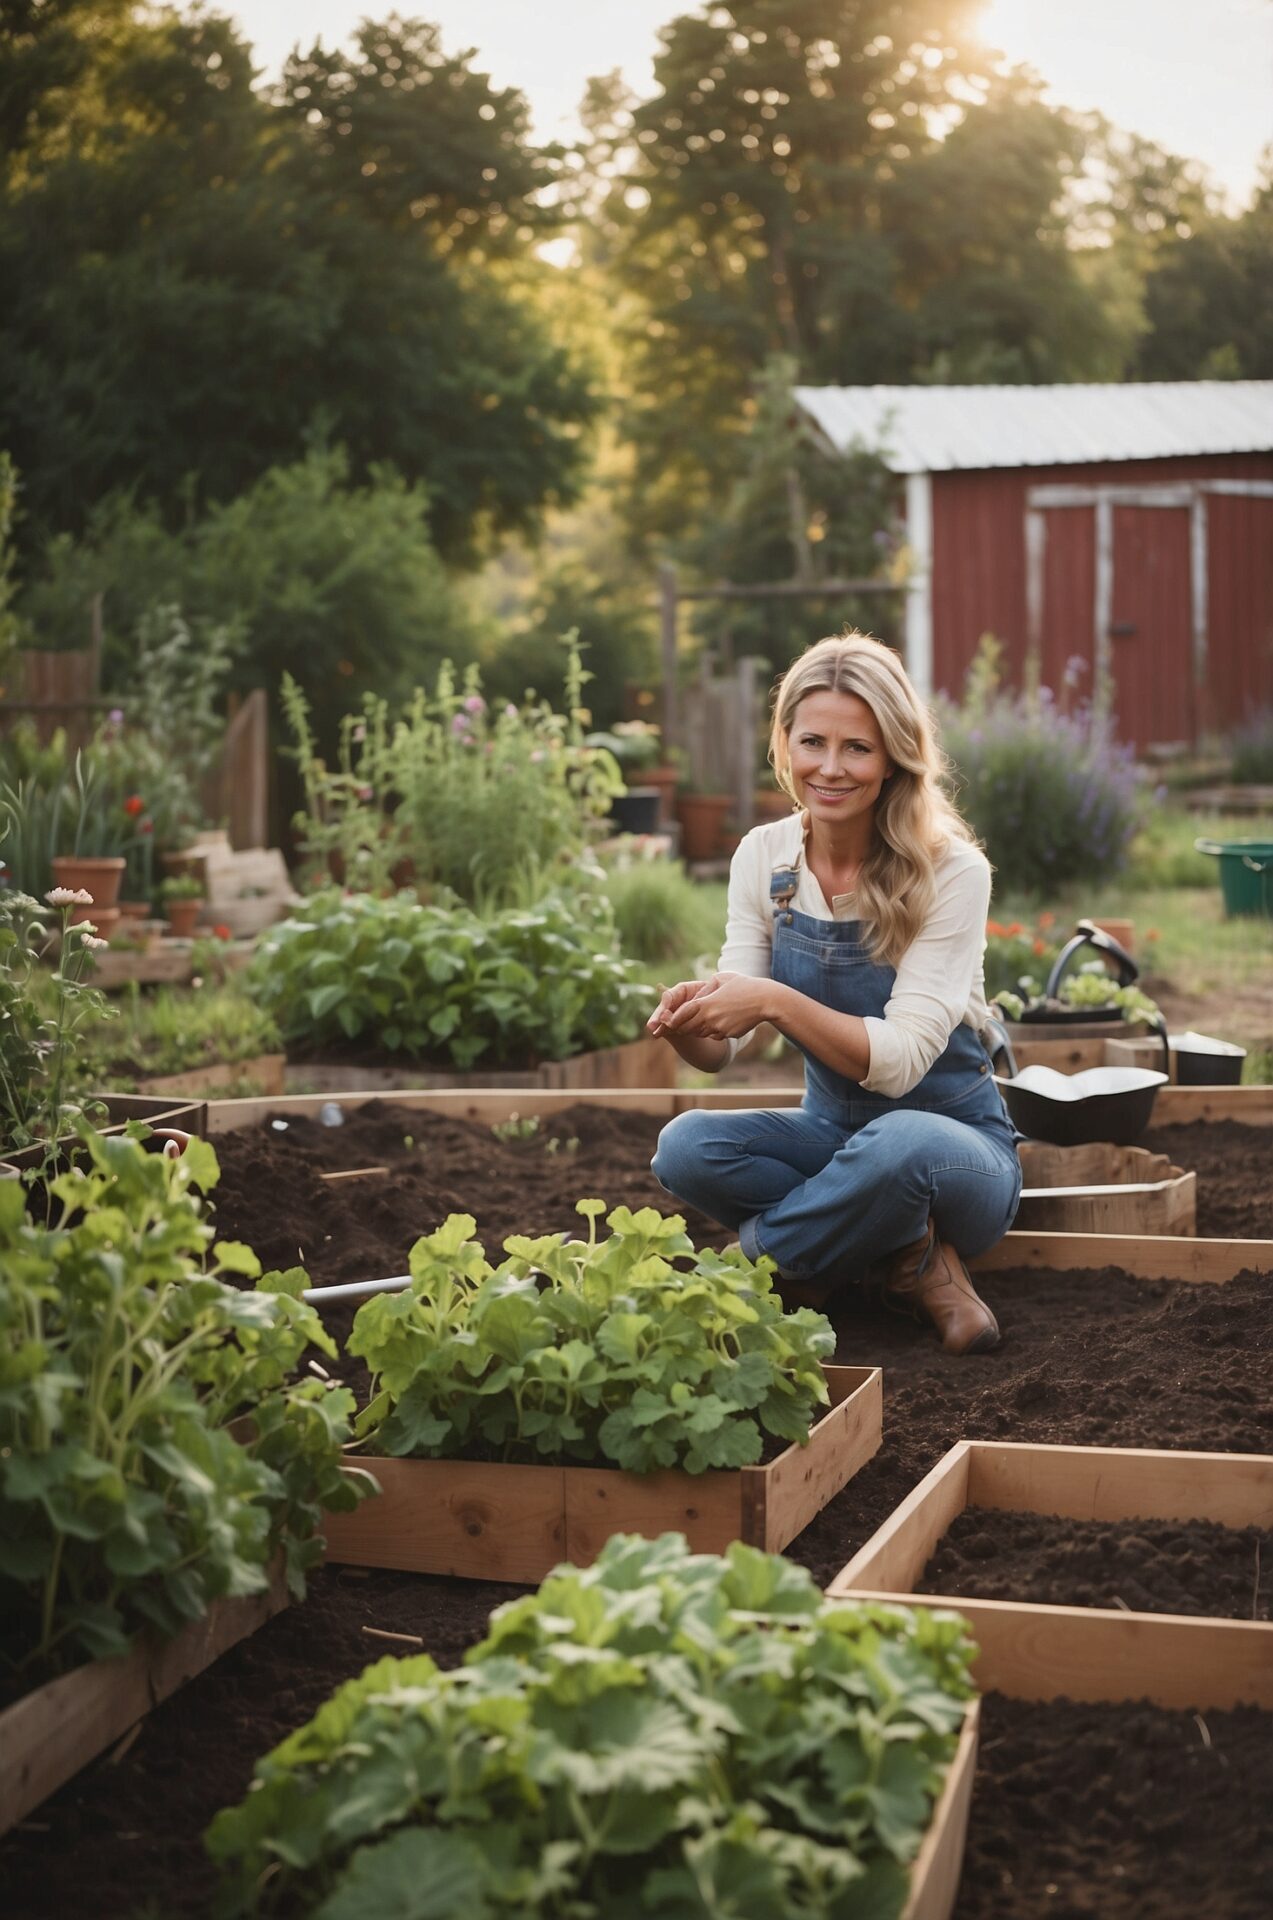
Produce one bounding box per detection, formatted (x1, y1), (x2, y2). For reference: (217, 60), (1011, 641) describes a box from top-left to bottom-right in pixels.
(884, 1220), (1001, 1355)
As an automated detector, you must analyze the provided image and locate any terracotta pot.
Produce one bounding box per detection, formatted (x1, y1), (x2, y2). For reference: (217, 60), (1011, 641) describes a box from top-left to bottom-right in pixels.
(49, 855), (126, 922)
(641, 764), (682, 826)
(754, 787), (798, 823)
(118, 900), (151, 923)
(165, 897), (204, 938)
(84, 907), (122, 941)
(675, 792), (732, 862)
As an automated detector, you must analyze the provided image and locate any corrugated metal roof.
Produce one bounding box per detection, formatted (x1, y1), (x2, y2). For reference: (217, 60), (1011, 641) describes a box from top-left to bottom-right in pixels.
(793, 382), (1273, 475)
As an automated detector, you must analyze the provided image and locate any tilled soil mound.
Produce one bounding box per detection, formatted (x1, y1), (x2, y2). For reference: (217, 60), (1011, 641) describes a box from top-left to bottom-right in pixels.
(4, 1099), (1271, 1920)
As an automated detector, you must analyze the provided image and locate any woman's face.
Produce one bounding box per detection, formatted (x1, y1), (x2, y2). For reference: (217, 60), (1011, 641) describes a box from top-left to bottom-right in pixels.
(787, 689), (894, 825)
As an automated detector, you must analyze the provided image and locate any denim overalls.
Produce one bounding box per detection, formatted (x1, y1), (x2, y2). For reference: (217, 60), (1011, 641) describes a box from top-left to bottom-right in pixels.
(652, 855), (1023, 1284)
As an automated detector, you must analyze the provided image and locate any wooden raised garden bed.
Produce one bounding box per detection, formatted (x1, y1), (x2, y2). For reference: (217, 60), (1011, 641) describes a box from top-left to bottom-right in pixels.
(827, 1440), (1273, 1712)
(135, 1053), (286, 1098)
(0, 1565), (289, 1837)
(902, 1699), (980, 1920)
(321, 1364), (882, 1583)
(1013, 1141), (1195, 1236)
(283, 1031), (677, 1094)
(200, 1084), (1273, 1285)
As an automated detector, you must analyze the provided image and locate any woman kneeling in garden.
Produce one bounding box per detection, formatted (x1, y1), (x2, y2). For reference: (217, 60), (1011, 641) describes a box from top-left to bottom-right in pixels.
(649, 633), (1020, 1356)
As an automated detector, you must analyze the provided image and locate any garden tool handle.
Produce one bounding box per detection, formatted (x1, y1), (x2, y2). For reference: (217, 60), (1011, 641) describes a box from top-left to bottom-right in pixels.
(1242, 853), (1271, 874)
(984, 1015), (1019, 1080)
(1072, 918), (1140, 987)
(1146, 1013), (1171, 1075)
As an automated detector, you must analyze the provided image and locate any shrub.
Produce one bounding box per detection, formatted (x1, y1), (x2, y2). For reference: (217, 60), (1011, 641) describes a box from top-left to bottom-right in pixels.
(939, 645), (1143, 894)
(284, 641), (622, 909)
(250, 886), (650, 1069)
(1229, 708), (1273, 786)
(602, 855), (722, 964)
(207, 1532), (976, 1920)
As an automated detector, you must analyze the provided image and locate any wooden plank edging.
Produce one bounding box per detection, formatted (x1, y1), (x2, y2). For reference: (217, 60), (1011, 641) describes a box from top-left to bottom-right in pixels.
(321, 1366), (882, 1583)
(827, 1441), (1273, 1711)
(0, 1563), (289, 1836)
(901, 1699), (980, 1920)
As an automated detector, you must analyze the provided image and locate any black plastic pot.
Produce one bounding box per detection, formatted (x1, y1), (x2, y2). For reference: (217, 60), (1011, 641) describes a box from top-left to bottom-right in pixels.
(995, 1065), (1168, 1147)
(1168, 1031), (1246, 1087)
(608, 787), (663, 835)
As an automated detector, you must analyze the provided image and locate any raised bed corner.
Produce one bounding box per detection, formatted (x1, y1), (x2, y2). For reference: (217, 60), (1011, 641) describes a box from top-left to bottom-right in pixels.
(321, 1364), (882, 1583)
(1014, 1141), (1195, 1236)
(826, 1440), (1273, 1712)
(0, 1564), (289, 1837)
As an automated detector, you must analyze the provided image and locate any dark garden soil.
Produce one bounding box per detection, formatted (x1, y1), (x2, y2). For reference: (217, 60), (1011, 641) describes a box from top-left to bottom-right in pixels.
(4, 1101), (1271, 1920)
(1141, 1119), (1273, 1240)
(915, 1509), (1271, 1619)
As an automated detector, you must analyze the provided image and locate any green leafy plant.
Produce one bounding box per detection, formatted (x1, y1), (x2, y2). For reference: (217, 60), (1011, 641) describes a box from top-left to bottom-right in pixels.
(489, 1112), (541, 1145)
(207, 1531), (975, 1920)
(0, 1131), (368, 1685)
(602, 855), (724, 965)
(0, 888), (115, 1153)
(349, 1203), (835, 1473)
(78, 980), (280, 1087)
(993, 963), (1161, 1025)
(158, 872), (205, 903)
(249, 886), (649, 1070)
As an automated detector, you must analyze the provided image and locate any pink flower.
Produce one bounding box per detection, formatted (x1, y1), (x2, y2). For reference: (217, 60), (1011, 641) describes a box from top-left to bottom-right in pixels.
(451, 713), (470, 735)
(358, 785), (374, 801)
(46, 886), (94, 906)
(463, 694), (486, 714)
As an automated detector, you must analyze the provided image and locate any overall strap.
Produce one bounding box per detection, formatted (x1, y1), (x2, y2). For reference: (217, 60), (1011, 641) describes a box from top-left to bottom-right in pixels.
(769, 847), (803, 915)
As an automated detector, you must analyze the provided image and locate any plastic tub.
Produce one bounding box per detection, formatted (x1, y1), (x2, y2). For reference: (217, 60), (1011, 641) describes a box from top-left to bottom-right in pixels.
(1168, 1031), (1247, 1087)
(995, 1065), (1168, 1147)
(1194, 839), (1273, 918)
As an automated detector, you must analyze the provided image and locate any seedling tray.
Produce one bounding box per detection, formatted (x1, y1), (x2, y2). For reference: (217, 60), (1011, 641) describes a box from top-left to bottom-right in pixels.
(321, 1364), (882, 1582)
(0, 1565), (288, 1837)
(826, 1440), (1273, 1711)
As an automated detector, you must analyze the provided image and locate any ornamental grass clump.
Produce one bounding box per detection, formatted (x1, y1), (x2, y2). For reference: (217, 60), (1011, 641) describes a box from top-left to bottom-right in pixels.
(250, 885), (648, 1069)
(207, 1532), (976, 1920)
(349, 1203), (834, 1472)
(0, 1131), (366, 1686)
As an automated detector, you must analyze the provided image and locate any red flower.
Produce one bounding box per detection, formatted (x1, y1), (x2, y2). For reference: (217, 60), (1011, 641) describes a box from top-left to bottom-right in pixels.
(213, 923), (233, 941)
(123, 794), (145, 816)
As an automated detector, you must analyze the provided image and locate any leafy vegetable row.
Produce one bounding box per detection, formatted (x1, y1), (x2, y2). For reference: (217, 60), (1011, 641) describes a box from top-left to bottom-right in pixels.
(0, 1132), (369, 1687)
(208, 1532), (976, 1920)
(351, 1204), (836, 1473)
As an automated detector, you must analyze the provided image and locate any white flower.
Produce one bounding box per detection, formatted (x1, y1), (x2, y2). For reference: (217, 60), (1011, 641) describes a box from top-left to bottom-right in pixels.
(74, 919), (98, 936)
(46, 886), (94, 907)
(81, 933), (109, 951)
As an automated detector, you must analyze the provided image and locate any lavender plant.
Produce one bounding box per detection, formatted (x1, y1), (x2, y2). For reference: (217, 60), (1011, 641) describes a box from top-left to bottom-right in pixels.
(938, 643), (1143, 893)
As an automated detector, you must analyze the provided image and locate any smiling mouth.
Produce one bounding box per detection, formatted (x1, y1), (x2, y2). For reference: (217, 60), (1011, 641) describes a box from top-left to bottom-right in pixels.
(806, 783), (855, 799)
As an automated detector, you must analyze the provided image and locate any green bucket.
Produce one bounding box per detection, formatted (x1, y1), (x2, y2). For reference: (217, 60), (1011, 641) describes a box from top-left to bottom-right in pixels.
(1195, 838), (1273, 918)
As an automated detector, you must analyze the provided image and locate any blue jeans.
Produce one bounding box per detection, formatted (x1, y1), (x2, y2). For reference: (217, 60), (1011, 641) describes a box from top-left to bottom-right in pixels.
(651, 1102), (1022, 1283)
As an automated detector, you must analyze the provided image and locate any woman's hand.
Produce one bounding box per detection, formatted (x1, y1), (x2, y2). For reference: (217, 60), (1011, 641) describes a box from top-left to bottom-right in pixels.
(651, 971), (770, 1041)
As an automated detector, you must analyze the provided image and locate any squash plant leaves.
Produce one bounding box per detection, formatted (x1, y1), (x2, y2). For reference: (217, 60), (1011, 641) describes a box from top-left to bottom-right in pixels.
(350, 1205), (835, 1474)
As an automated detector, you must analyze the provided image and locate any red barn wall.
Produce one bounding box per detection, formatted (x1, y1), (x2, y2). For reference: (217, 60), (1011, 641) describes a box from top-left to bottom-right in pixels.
(928, 452), (1273, 745)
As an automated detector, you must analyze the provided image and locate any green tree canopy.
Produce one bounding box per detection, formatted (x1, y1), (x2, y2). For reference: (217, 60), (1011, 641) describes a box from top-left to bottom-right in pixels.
(0, 8), (596, 565)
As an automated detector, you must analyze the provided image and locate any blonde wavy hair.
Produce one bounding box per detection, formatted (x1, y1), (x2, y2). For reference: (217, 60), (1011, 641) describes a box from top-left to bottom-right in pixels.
(768, 633), (976, 966)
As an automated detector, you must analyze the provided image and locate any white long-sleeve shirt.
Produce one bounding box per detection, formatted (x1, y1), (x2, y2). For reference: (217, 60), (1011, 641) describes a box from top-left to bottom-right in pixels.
(718, 813), (995, 1097)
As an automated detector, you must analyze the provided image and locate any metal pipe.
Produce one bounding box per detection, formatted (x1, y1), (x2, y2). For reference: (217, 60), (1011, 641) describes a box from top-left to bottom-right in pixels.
(302, 1273), (412, 1305)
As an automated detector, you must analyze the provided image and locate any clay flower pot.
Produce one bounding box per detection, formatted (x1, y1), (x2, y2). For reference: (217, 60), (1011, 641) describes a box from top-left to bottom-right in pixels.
(49, 855), (126, 923)
(675, 792), (732, 862)
(165, 896), (204, 939)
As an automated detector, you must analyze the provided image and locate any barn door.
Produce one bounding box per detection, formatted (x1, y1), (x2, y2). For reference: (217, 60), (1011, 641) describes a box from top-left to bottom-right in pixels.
(1108, 504), (1194, 750)
(1027, 486), (1198, 751)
